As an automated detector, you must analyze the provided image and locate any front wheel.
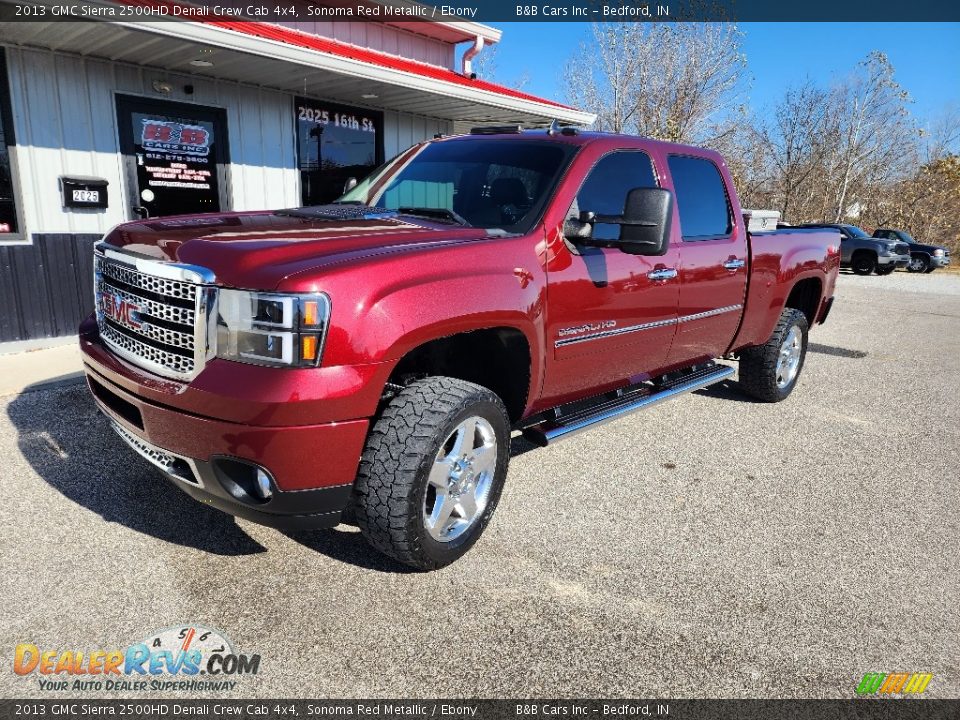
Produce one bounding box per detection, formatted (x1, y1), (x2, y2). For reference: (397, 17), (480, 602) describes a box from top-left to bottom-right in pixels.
(851, 253), (876, 275)
(875, 265), (895, 275)
(737, 308), (809, 402)
(907, 255), (929, 273)
(353, 376), (510, 570)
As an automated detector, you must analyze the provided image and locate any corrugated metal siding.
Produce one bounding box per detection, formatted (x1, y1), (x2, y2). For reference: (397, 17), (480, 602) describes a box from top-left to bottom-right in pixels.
(3, 46), (302, 236)
(0, 234), (97, 342)
(382, 109), (449, 158)
(2, 45), (452, 241)
(277, 21), (454, 68)
(0, 47), (453, 341)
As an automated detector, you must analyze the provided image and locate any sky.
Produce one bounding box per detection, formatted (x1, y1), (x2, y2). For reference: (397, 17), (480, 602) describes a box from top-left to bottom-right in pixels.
(478, 22), (960, 127)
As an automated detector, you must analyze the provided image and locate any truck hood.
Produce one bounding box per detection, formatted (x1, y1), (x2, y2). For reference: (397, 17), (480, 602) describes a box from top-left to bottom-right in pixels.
(904, 241), (945, 253)
(101, 208), (492, 289)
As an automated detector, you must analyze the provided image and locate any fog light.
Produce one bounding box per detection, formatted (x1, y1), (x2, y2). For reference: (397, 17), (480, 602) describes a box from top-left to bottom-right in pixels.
(211, 458), (275, 505)
(255, 469), (273, 500)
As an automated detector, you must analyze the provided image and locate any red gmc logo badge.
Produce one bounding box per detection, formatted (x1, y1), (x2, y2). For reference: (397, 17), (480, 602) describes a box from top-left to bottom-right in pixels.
(100, 291), (143, 330)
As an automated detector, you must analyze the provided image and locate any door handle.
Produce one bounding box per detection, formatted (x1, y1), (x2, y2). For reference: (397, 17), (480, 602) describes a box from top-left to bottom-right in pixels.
(647, 268), (678, 282)
(723, 258), (745, 271)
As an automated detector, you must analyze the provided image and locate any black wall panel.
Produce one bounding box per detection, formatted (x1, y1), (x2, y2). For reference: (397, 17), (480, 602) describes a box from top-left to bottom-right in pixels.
(0, 234), (99, 342)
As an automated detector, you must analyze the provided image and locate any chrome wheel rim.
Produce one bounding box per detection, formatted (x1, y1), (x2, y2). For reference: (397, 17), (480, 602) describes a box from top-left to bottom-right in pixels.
(776, 326), (802, 389)
(909, 258), (924, 271)
(423, 416), (497, 543)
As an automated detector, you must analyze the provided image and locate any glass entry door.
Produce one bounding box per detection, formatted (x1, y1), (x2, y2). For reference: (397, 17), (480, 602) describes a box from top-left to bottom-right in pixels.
(116, 95), (230, 219)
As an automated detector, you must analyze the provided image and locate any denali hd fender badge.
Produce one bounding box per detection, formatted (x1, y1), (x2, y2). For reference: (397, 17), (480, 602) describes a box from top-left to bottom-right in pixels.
(100, 290), (143, 330)
(558, 320), (616, 338)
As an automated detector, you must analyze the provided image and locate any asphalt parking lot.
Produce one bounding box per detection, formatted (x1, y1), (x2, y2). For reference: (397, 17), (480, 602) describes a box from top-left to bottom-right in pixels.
(1, 271), (957, 699)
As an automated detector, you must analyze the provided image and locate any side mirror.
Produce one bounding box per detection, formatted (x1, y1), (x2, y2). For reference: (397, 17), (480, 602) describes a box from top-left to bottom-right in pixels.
(569, 188), (673, 256)
(343, 177), (358, 193)
(615, 187), (673, 255)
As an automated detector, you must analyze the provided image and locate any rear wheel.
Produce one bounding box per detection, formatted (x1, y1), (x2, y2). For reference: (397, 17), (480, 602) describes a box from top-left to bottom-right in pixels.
(738, 308), (809, 402)
(851, 252), (876, 275)
(908, 255), (929, 273)
(353, 376), (510, 570)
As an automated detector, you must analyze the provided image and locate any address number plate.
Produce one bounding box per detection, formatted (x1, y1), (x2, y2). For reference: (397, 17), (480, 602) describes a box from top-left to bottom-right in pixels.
(72, 189), (100, 203)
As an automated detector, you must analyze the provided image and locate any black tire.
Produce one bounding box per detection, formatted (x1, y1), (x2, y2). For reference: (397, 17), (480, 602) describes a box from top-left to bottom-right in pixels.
(851, 253), (876, 275)
(907, 254), (929, 273)
(875, 265), (895, 275)
(738, 308), (809, 402)
(924, 266), (936, 274)
(353, 376), (510, 570)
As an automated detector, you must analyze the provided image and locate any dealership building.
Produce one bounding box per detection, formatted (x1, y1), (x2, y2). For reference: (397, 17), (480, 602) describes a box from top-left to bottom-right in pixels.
(0, 5), (592, 343)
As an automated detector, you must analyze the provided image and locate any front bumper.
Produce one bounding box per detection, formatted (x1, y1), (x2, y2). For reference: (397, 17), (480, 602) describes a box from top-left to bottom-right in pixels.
(878, 253), (911, 268)
(82, 329), (371, 529)
(106, 418), (353, 529)
(931, 255), (951, 268)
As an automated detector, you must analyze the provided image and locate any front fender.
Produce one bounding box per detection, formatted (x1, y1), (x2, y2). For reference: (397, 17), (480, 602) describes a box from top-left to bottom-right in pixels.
(280, 236), (548, 412)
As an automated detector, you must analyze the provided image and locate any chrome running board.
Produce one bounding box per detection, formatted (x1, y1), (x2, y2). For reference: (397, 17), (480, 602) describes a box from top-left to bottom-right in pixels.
(522, 363), (735, 447)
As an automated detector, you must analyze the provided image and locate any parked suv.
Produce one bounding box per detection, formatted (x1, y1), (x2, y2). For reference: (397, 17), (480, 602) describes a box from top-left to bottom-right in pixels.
(873, 228), (951, 273)
(798, 223), (910, 275)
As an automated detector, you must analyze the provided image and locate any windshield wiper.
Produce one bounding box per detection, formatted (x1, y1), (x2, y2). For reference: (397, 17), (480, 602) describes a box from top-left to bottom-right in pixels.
(397, 207), (471, 227)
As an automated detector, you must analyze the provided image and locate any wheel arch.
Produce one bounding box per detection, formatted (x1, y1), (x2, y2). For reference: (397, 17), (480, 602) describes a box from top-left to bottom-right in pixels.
(784, 276), (823, 327)
(387, 326), (534, 424)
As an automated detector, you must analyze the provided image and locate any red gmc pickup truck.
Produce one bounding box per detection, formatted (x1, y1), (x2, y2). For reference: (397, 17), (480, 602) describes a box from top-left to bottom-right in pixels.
(81, 127), (840, 569)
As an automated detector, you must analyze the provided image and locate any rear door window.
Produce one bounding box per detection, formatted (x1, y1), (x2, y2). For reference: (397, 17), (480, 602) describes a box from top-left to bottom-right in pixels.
(667, 155), (732, 240)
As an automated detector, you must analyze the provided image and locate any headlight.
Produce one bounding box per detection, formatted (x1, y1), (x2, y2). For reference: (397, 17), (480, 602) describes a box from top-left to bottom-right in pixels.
(934, 248), (945, 257)
(216, 289), (330, 368)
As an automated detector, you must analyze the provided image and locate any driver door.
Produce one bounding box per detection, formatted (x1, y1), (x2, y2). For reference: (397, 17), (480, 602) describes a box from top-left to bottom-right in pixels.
(540, 148), (680, 406)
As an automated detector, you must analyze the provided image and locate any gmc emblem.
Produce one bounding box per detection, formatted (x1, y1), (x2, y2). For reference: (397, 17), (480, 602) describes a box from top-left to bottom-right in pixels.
(100, 291), (143, 330)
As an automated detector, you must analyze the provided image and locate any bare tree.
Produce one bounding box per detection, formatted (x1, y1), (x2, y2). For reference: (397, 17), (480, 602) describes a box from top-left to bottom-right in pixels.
(752, 81), (833, 221)
(471, 45), (531, 91)
(921, 103), (960, 163)
(827, 52), (915, 222)
(563, 22), (747, 144)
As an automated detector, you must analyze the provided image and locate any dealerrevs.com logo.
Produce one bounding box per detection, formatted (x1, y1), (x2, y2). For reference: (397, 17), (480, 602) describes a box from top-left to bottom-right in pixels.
(13, 625), (260, 693)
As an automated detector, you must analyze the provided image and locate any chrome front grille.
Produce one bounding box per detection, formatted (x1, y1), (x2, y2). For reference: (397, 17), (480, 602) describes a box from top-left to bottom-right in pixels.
(94, 245), (215, 381)
(98, 260), (198, 301)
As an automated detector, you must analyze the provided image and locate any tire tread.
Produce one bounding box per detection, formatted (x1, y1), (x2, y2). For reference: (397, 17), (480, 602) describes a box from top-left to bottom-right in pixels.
(738, 308), (809, 403)
(353, 376), (508, 570)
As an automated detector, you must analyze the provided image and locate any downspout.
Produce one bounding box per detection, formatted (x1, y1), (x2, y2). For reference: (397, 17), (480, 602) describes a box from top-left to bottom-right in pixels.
(461, 36), (485, 77)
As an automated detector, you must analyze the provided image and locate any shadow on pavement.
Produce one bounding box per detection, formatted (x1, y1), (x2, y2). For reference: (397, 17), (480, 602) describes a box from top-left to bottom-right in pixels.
(693, 379), (762, 404)
(7, 375), (557, 570)
(283, 527), (416, 574)
(7, 377), (266, 556)
(807, 342), (868, 359)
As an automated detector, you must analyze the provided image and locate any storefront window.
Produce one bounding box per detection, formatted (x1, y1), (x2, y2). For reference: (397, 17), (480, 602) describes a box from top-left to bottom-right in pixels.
(296, 97), (382, 206)
(0, 51), (20, 235)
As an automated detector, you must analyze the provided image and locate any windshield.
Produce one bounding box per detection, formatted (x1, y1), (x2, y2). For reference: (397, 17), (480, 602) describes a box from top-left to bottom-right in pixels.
(843, 225), (870, 238)
(336, 138), (576, 233)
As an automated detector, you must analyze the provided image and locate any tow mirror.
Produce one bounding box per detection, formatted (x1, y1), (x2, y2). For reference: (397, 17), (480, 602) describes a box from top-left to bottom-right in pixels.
(566, 188), (673, 256)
